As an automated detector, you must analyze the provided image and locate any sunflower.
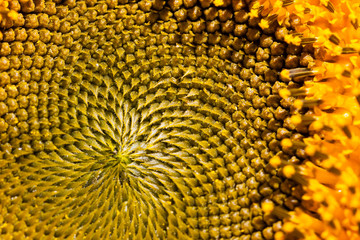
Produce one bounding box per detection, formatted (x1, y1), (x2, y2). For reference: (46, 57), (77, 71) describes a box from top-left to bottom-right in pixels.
(0, 0), (359, 239)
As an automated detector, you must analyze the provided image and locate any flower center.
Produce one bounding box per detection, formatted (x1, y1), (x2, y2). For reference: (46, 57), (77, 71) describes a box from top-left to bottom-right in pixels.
(115, 153), (132, 166)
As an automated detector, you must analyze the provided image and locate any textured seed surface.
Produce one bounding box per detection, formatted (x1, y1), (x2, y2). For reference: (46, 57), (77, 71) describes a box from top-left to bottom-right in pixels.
(0, 0), (305, 239)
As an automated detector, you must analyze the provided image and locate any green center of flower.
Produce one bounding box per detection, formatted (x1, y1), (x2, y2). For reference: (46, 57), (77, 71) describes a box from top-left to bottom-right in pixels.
(115, 153), (132, 166)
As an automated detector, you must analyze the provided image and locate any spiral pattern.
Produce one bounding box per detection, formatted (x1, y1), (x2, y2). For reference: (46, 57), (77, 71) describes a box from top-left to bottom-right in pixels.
(0, 0), (309, 239)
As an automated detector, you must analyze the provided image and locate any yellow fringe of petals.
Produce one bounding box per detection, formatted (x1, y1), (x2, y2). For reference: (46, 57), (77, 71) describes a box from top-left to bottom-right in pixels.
(254, 0), (360, 238)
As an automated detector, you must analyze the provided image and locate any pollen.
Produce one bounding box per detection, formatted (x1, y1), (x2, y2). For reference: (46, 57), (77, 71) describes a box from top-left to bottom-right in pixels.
(280, 69), (290, 81)
(270, 155), (282, 167)
(283, 165), (296, 178)
(279, 88), (291, 99)
(213, 0), (225, 6)
(262, 201), (275, 213)
(305, 145), (316, 156)
(290, 114), (302, 125)
(7, 10), (18, 20)
(281, 138), (293, 148)
(259, 19), (270, 30)
(293, 99), (303, 109)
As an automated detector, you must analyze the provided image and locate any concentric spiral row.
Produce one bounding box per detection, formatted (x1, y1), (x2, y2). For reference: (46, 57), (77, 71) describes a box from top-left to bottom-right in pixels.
(0, 0), (309, 239)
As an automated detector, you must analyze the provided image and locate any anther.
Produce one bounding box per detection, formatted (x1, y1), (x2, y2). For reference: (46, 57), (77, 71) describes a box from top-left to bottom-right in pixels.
(301, 37), (317, 44)
(283, 165), (295, 178)
(329, 34), (340, 45)
(342, 126), (352, 138)
(286, 68), (315, 79)
(342, 47), (357, 54)
(282, 0), (294, 7)
(294, 99), (322, 109)
(291, 114), (316, 126)
(310, 120), (324, 131)
(261, 201), (274, 213)
(305, 145), (316, 156)
(323, 1), (335, 13)
(342, 70), (351, 78)
(351, 19), (359, 29)
(272, 206), (291, 219)
(288, 88), (307, 97)
(269, 155), (282, 167)
(281, 138), (307, 150)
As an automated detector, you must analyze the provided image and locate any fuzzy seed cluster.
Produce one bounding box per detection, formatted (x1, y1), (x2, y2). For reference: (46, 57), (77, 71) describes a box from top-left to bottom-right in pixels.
(0, 0), (308, 239)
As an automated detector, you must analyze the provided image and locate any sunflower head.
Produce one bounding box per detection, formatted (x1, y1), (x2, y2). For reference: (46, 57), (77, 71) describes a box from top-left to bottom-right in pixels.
(0, 0), (324, 239)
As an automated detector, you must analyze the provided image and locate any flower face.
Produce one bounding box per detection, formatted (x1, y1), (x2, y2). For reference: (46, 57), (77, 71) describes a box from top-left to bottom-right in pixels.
(1, 0), (359, 239)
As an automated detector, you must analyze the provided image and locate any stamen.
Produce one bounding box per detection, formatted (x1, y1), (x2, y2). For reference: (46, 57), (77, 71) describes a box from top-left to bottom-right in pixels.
(262, 200), (275, 213)
(301, 37), (317, 44)
(288, 88), (308, 97)
(310, 120), (324, 131)
(306, 162), (339, 185)
(280, 69), (290, 80)
(342, 126), (352, 138)
(282, 0), (294, 7)
(294, 99), (323, 109)
(283, 165), (295, 178)
(282, 165), (309, 185)
(323, 1), (335, 13)
(279, 88), (291, 99)
(281, 138), (293, 148)
(329, 34), (340, 45)
(342, 47), (357, 54)
(281, 138), (307, 149)
(267, 14), (279, 23)
(287, 68), (315, 79)
(304, 8), (311, 14)
(7, 10), (19, 20)
(356, 95), (360, 105)
(213, 0), (225, 6)
(283, 222), (295, 233)
(313, 151), (328, 160)
(292, 172), (308, 186)
(272, 206), (291, 219)
(300, 115), (317, 124)
(341, 70), (351, 78)
(259, 19), (270, 30)
(270, 155), (282, 167)
(305, 145), (317, 156)
(351, 19), (359, 29)
(290, 115), (302, 125)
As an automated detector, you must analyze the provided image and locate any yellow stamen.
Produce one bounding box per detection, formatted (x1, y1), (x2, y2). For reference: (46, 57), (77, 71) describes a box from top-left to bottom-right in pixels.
(310, 121), (323, 131)
(280, 69), (290, 80)
(262, 201), (274, 213)
(283, 222), (295, 233)
(7, 10), (18, 20)
(313, 192), (325, 202)
(259, 19), (270, 29)
(291, 115), (302, 125)
(293, 99), (303, 109)
(283, 165), (295, 178)
(270, 155), (282, 167)
(213, 0), (224, 6)
(305, 145), (316, 156)
(279, 88), (291, 99)
(281, 138), (293, 148)
(274, 231), (285, 240)
(284, 34), (302, 45)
